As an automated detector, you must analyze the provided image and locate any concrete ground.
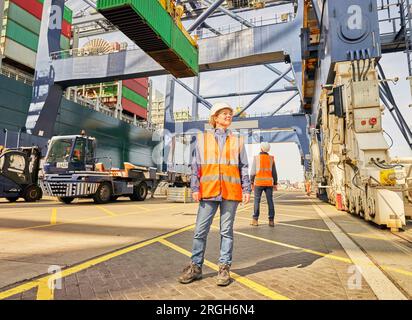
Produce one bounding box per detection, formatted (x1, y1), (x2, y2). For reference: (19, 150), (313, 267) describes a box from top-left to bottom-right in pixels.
(0, 191), (411, 300)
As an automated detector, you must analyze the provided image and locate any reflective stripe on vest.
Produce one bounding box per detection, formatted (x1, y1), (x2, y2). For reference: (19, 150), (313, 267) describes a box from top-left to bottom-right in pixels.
(255, 154), (274, 187)
(198, 131), (243, 201)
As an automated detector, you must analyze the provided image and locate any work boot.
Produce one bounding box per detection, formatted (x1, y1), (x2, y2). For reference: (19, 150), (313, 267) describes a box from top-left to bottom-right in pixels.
(178, 262), (202, 284)
(268, 219), (275, 227)
(250, 218), (258, 226)
(216, 264), (231, 286)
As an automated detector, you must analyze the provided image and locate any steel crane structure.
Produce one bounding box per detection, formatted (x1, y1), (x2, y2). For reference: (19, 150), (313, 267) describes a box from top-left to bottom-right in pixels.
(23, 0), (412, 230)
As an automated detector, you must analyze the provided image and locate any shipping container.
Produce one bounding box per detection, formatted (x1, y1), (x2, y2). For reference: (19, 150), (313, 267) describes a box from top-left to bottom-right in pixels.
(61, 19), (72, 38)
(122, 86), (148, 109)
(7, 2), (41, 35)
(121, 97), (148, 119)
(3, 38), (37, 69)
(60, 34), (70, 50)
(10, 0), (43, 20)
(122, 79), (148, 98)
(133, 77), (149, 88)
(5, 19), (39, 52)
(97, 0), (198, 78)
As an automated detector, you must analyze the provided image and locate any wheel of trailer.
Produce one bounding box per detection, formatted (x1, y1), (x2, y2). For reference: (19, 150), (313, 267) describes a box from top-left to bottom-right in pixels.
(93, 182), (113, 204)
(130, 182), (148, 201)
(58, 197), (75, 204)
(23, 185), (42, 202)
(6, 197), (18, 203)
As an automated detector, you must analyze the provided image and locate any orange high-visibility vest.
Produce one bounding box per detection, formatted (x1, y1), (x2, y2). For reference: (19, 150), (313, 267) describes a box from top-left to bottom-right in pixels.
(254, 153), (274, 187)
(197, 131), (243, 201)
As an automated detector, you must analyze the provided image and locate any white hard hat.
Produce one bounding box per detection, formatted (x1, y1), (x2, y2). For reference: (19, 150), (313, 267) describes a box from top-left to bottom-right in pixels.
(210, 102), (233, 116)
(260, 142), (271, 153)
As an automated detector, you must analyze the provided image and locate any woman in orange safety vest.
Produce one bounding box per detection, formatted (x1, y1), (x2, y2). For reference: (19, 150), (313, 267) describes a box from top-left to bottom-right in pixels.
(178, 102), (251, 287)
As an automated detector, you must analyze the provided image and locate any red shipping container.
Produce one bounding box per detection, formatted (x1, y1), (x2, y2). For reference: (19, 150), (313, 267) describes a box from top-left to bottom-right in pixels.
(133, 78), (149, 88)
(61, 19), (72, 38)
(123, 79), (148, 98)
(11, 0), (43, 20)
(122, 98), (147, 119)
(11, 0), (71, 38)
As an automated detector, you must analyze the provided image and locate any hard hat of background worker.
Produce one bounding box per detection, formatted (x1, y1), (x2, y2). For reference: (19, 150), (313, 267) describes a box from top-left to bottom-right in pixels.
(210, 102), (233, 116)
(260, 142), (271, 153)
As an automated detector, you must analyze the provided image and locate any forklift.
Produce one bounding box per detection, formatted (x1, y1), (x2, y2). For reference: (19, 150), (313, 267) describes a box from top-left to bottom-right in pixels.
(0, 145), (43, 202)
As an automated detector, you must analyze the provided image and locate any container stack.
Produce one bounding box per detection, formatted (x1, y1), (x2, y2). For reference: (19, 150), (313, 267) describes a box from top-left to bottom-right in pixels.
(121, 78), (149, 120)
(1, 0), (72, 71)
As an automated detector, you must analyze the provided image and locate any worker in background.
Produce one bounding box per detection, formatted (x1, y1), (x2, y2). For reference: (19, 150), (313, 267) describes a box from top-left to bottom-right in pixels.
(178, 102), (251, 287)
(250, 142), (278, 227)
(305, 180), (311, 196)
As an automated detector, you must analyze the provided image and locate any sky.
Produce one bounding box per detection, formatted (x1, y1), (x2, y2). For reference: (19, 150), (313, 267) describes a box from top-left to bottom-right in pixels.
(66, 0), (412, 182)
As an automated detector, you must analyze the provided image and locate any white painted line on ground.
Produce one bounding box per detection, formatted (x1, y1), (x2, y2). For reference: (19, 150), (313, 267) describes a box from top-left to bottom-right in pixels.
(312, 202), (407, 300)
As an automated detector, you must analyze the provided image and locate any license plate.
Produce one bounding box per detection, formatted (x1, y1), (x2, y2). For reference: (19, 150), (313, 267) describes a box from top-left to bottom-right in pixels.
(56, 162), (68, 169)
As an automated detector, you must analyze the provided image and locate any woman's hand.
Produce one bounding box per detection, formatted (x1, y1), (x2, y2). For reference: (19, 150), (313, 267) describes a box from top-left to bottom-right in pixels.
(243, 193), (250, 204)
(192, 192), (200, 202)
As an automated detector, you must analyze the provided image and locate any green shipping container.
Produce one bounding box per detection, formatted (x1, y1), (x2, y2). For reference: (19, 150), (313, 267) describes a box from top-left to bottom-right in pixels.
(7, 2), (41, 35)
(122, 86), (148, 109)
(5, 19), (39, 52)
(37, 0), (73, 24)
(171, 24), (199, 74)
(97, 0), (198, 77)
(60, 34), (70, 50)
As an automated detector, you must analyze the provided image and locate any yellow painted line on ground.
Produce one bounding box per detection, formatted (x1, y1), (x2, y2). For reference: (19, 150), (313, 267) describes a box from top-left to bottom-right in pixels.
(382, 266), (412, 277)
(96, 206), (117, 217)
(50, 208), (57, 225)
(0, 281), (39, 300)
(159, 239), (289, 300)
(226, 227), (412, 278)
(235, 216), (389, 241)
(36, 279), (53, 300)
(131, 205), (152, 212)
(224, 226), (352, 264)
(0, 202), (250, 300)
(0, 222), (198, 300)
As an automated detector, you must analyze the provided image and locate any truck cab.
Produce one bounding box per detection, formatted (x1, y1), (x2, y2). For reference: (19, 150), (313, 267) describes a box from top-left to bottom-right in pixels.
(43, 135), (97, 174)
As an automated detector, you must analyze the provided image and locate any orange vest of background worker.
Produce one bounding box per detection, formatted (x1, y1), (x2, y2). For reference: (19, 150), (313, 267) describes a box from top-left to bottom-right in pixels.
(198, 131), (243, 201)
(250, 142), (278, 227)
(254, 153), (275, 187)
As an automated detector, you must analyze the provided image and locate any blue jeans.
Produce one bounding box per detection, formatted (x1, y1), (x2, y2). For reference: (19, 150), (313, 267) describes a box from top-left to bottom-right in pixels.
(191, 200), (239, 267)
(253, 186), (275, 219)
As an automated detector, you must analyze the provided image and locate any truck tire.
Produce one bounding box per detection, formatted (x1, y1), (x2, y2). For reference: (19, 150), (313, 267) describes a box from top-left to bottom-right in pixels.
(130, 182), (148, 201)
(6, 197), (18, 203)
(23, 185), (42, 202)
(93, 182), (112, 204)
(58, 197), (75, 204)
